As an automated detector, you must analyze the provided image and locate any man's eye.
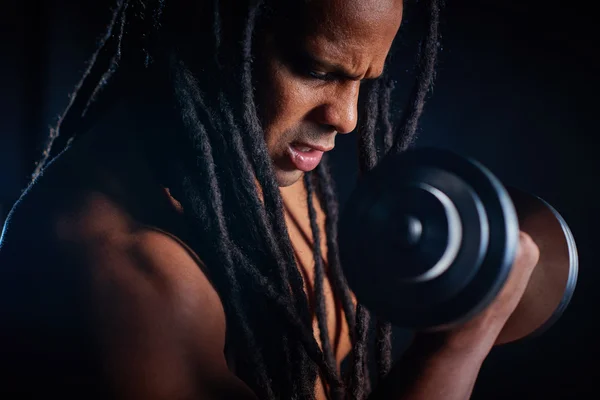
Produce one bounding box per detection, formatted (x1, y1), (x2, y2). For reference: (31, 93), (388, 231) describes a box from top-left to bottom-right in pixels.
(308, 70), (333, 81)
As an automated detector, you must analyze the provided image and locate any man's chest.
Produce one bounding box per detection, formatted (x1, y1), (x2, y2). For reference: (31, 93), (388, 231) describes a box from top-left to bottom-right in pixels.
(280, 181), (355, 372)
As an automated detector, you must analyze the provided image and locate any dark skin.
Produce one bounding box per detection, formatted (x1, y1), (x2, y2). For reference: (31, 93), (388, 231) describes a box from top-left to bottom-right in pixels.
(0, 0), (539, 398)
(258, 0), (401, 187)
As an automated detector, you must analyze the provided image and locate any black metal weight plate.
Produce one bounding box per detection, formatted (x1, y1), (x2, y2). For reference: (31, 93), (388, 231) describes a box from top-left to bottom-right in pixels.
(339, 147), (519, 329)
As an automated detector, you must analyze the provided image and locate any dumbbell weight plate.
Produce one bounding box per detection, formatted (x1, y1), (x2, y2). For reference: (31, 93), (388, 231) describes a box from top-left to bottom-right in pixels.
(339, 147), (519, 329)
(495, 187), (578, 345)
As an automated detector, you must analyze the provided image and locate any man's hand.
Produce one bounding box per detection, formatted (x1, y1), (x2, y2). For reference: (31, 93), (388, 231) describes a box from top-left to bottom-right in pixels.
(430, 231), (541, 356)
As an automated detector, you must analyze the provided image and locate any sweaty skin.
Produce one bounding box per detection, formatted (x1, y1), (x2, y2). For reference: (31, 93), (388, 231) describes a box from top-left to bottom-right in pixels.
(0, 0), (539, 398)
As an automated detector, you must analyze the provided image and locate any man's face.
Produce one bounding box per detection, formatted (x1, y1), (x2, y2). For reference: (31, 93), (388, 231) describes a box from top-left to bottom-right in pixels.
(255, 0), (404, 187)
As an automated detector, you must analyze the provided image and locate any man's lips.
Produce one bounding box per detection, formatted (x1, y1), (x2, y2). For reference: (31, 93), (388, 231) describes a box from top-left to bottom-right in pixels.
(286, 141), (334, 172)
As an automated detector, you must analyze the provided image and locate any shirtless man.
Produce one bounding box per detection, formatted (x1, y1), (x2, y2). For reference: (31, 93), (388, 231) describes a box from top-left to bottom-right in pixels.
(0, 0), (539, 398)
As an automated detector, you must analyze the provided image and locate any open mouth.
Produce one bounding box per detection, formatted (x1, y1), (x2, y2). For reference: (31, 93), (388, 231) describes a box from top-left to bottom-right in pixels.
(287, 143), (326, 172)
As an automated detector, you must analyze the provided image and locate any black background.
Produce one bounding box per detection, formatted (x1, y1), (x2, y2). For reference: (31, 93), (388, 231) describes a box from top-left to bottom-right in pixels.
(1, 0), (598, 398)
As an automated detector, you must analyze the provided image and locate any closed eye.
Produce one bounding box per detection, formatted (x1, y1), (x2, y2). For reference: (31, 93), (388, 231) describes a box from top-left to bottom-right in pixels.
(307, 70), (336, 81)
(284, 44), (382, 84)
(307, 70), (377, 88)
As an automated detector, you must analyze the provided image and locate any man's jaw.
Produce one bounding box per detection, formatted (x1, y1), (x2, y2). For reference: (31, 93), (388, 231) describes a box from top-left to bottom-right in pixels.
(274, 168), (304, 188)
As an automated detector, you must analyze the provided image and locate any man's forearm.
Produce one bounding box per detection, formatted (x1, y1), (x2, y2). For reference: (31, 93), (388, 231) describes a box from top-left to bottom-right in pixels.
(367, 334), (491, 400)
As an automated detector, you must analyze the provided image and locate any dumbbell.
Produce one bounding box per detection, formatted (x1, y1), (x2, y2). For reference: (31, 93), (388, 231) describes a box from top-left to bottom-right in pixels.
(338, 147), (578, 345)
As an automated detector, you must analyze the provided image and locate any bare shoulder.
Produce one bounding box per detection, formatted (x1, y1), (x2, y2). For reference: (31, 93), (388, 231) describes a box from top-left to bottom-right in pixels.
(92, 225), (228, 349)
(81, 224), (226, 395)
(1, 187), (256, 399)
(0, 123), (257, 398)
(64, 201), (257, 398)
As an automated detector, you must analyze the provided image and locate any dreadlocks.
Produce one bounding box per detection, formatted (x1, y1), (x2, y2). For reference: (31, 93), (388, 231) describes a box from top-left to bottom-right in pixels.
(31, 0), (442, 398)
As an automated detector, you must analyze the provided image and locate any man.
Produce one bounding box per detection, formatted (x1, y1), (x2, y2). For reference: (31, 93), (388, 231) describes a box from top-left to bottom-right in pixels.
(0, 0), (539, 398)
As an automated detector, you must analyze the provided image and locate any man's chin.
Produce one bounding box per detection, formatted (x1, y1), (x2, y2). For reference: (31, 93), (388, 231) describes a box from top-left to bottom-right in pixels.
(275, 168), (304, 187)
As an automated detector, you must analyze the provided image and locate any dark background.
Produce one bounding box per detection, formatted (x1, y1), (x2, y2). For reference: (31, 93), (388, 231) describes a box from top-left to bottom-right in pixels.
(1, 0), (597, 398)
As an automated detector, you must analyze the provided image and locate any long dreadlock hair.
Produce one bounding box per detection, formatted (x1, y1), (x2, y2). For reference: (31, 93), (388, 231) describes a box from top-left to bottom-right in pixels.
(31, 0), (442, 398)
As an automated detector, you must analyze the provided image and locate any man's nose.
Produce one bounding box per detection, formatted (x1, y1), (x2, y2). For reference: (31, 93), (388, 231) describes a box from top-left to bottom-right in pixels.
(313, 81), (360, 134)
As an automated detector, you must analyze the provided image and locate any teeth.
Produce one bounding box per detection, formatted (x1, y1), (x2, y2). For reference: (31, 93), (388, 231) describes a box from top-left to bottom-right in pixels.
(295, 145), (312, 152)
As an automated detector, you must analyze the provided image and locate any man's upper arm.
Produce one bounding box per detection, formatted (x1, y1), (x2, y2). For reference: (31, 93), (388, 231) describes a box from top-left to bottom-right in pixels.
(84, 229), (258, 400)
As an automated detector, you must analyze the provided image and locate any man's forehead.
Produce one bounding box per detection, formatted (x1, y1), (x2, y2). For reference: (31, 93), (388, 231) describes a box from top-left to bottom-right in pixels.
(303, 0), (403, 30)
(301, 0), (403, 46)
(297, 0), (403, 78)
